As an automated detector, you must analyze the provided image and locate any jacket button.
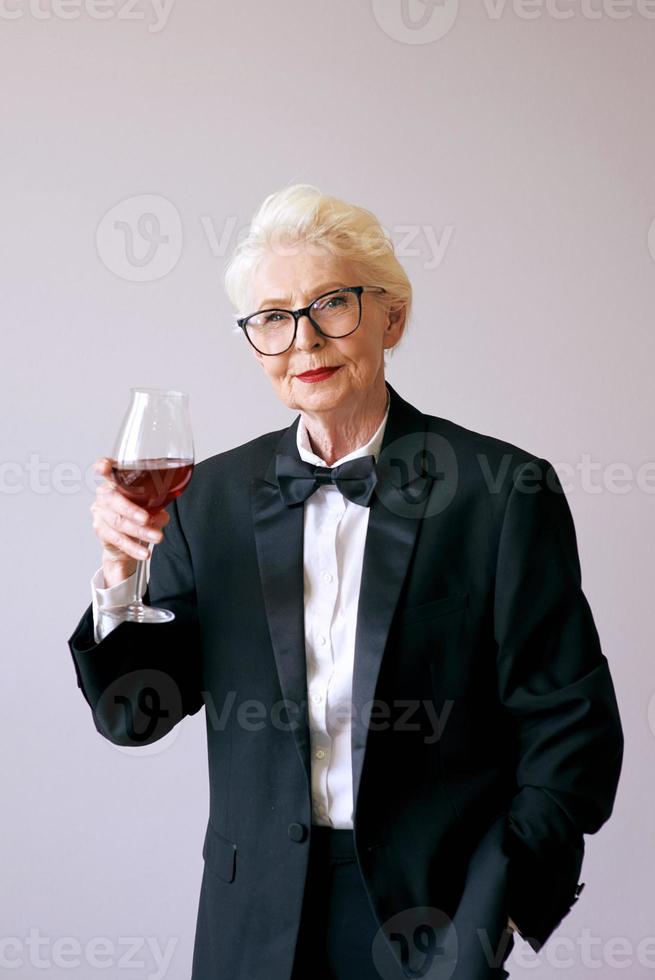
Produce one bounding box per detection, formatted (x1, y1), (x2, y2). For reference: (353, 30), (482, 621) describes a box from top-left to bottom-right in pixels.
(288, 822), (308, 843)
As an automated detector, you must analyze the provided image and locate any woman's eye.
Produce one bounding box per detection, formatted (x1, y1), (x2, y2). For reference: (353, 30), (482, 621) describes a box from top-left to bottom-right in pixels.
(316, 295), (346, 311)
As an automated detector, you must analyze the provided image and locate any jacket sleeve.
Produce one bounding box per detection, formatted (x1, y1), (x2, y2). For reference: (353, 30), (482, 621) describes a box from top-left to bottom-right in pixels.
(493, 457), (623, 949)
(67, 496), (204, 746)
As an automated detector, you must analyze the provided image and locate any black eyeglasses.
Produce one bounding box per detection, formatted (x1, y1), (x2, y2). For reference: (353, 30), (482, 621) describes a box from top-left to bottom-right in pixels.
(236, 285), (386, 356)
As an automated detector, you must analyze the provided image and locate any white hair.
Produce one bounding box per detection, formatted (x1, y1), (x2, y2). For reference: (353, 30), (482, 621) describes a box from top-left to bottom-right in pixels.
(224, 183), (412, 358)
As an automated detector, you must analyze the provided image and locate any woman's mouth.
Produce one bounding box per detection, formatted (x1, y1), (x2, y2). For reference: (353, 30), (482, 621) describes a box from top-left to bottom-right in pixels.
(295, 366), (342, 383)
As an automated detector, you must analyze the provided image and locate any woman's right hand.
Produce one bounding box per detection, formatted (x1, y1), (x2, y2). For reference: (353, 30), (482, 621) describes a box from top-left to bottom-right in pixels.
(91, 457), (171, 588)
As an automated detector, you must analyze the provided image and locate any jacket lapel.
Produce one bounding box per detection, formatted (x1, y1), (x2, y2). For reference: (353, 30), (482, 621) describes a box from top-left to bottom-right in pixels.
(351, 383), (437, 811)
(250, 382), (438, 805)
(250, 417), (311, 783)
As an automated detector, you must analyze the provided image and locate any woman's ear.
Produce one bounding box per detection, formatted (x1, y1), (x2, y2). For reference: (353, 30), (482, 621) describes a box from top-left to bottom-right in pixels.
(384, 303), (407, 348)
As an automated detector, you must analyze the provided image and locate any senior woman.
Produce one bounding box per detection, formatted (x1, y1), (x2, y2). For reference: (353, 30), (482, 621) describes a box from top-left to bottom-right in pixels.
(68, 185), (623, 980)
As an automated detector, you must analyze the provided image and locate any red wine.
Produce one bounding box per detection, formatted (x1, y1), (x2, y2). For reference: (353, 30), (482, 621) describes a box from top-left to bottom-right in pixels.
(111, 458), (194, 514)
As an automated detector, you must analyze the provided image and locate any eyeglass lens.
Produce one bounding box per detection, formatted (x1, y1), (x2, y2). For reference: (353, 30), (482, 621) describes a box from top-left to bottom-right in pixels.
(244, 289), (360, 355)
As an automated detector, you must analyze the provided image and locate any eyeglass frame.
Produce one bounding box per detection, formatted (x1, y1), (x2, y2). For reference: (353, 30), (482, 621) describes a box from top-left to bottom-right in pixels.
(235, 285), (387, 356)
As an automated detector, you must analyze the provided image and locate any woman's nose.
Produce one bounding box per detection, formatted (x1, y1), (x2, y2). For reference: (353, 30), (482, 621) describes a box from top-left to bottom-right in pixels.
(294, 314), (324, 350)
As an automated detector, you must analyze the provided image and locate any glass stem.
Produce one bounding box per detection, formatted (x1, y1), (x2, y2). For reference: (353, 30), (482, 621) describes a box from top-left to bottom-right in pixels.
(133, 540), (152, 606)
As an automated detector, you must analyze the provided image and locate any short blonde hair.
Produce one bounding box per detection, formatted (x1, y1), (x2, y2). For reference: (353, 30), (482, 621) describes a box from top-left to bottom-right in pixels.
(224, 183), (412, 354)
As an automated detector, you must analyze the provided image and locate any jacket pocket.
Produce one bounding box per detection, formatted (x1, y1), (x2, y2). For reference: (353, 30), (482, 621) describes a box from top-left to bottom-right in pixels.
(202, 822), (237, 883)
(397, 592), (469, 627)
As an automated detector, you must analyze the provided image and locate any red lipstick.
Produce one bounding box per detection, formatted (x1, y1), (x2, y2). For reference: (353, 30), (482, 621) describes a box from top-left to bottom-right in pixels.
(295, 366), (341, 383)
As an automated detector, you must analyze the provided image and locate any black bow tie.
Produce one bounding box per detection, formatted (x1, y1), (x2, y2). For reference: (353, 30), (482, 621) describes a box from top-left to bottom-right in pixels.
(275, 453), (378, 507)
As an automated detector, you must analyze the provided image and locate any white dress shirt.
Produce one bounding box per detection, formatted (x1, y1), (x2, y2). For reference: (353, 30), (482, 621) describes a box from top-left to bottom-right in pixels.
(90, 565), (147, 645)
(296, 394), (389, 829)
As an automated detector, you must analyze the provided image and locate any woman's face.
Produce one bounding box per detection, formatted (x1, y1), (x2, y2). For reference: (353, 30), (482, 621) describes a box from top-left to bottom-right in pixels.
(245, 245), (406, 415)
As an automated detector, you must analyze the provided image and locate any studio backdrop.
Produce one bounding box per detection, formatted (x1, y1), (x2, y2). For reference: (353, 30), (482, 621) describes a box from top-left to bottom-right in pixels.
(2, 2), (653, 978)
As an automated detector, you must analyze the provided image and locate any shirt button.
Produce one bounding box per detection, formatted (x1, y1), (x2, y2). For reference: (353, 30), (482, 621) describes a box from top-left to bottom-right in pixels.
(311, 693), (322, 704)
(322, 571), (333, 584)
(317, 634), (327, 646)
(315, 749), (326, 759)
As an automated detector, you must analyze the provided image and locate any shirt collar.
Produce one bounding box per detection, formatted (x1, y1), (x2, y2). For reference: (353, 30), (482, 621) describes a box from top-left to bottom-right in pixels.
(296, 389), (390, 467)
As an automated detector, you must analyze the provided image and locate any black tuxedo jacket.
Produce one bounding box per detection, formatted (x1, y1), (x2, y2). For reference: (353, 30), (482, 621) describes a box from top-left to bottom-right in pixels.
(68, 381), (623, 980)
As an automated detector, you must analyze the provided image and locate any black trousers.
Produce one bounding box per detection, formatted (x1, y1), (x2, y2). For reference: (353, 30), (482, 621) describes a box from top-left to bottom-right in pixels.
(290, 827), (514, 980)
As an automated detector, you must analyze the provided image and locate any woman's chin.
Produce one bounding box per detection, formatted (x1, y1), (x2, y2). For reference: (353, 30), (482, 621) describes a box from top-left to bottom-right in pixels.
(294, 387), (351, 415)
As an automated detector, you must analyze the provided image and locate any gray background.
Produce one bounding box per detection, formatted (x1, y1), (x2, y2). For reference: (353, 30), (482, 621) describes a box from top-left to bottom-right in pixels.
(2, 1), (653, 976)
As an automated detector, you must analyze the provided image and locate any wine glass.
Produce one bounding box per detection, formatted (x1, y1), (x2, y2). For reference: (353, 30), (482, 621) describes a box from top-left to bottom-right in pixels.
(104, 387), (194, 625)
